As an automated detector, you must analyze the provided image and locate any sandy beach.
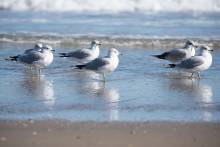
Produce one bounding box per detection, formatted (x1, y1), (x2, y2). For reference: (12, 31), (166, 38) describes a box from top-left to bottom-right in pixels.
(0, 120), (220, 147)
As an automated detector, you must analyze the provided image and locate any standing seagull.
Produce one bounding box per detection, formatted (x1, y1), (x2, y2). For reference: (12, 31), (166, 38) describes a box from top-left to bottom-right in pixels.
(8, 44), (54, 74)
(169, 45), (213, 78)
(75, 48), (120, 82)
(24, 43), (43, 54)
(59, 40), (101, 64)
(153, 40), (198, 63)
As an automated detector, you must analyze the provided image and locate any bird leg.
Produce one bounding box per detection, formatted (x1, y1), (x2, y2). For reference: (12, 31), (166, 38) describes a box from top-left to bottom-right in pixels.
(197, 72), (201, 79)
(102, 73), (106, 83)
(29, 65), (34, 71)
(37, 67), (41, 75)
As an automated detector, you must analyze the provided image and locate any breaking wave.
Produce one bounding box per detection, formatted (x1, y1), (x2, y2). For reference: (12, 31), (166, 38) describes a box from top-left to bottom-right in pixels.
(1, 33), (219, 49)
(0, 0), (220, 14)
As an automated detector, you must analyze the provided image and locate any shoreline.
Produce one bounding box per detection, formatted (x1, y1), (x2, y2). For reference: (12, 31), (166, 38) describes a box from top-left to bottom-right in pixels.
(1, 120), (220, 147)
(1, 34), (220, 49)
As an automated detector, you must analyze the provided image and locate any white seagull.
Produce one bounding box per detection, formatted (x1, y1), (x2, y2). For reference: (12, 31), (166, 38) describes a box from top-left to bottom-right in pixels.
(59, 40), (101, 64)
(24, 43), (43, 54)
(153, 40), (198, 63)
(169, 45), (213, 78)
(8, 44), (54, 74)
(75, 48), (120, 82)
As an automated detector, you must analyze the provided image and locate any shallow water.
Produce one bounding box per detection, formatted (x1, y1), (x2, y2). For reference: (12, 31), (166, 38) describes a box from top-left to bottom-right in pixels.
(0, 43), (220, 122)
(1, 7), (220, 122)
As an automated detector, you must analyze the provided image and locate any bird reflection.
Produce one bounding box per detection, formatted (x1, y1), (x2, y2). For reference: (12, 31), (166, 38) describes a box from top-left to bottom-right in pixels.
(74, 70), (119, 121)
(169, 77), (213, 121)
(22, 70), (55, 107)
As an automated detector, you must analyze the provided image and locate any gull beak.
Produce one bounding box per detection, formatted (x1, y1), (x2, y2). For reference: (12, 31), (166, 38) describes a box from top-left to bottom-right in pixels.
(209, 49), (214, 52)
(98, 43), (102, 46)
(51, 49), (55, 52)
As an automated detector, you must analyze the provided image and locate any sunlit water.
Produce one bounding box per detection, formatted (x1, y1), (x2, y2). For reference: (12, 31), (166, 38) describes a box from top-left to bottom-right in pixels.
(0, 7), (220, 121)
(0, 43), (220, 122)
(0, 11), (220, 39)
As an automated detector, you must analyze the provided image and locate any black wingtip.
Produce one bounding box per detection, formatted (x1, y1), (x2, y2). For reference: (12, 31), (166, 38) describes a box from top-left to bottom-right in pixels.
(169, 64), (176, 68)
(75, 64), (86, 69)
(151, 54), (161, 58)
(59, 53), (69, 57)
(152, 52), (169, 60)
(5, 56), (18, 61)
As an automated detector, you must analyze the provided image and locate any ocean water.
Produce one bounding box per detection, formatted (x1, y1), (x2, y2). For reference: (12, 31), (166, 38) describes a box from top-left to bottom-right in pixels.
(0, 43), (220, 122)
(0, 0), (220, 122)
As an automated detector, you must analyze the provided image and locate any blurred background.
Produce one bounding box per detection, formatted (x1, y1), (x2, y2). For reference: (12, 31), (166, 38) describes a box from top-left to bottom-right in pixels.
(1, 0), (220, 13)
(0, 0), (220, 48)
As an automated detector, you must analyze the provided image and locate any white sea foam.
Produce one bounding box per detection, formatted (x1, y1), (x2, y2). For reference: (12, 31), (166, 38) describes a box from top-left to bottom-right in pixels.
(0, 0), (220, 13)
(0, 33), (219, 49)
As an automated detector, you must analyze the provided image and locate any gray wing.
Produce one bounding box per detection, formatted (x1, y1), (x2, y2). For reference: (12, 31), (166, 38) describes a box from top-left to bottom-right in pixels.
(178, 56), (205, 69)
(18, 51), (43, 64)
(24, 48), (34, 54)
(24, 48), (41, 54)
(68, 49), (90, 59)
(85, 58), (110, 70)
(169, 49), (186, 59)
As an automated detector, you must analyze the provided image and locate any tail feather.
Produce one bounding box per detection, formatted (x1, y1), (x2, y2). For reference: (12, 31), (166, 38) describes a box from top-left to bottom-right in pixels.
(152, 52), (169, 60)
(169, 64), (176, 68)
(75, 64), (86, 69)
(59, 53), (70, 57)
(5, 56), (19, 61)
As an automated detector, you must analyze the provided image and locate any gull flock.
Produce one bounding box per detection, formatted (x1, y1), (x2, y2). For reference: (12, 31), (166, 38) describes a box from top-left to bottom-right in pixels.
(7, 40), (213, 81)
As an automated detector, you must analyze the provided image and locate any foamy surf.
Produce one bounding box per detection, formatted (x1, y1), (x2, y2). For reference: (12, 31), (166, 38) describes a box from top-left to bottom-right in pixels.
(0, 0), (220, 13)
(1, 33), (219, 49)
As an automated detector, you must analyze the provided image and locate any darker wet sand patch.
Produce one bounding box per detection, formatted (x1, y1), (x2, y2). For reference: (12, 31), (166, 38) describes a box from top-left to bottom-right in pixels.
(0, 120), (220, 147)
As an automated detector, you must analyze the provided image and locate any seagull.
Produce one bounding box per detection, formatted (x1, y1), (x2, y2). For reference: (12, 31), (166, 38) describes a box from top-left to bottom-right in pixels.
(153, 40), (198, 63)
(7, 44), (54, 74)
(24, 43), (43, 54)
(75, 48), (120, 82)
(168, 45), (213, 78)
(59, 40), (101, 64)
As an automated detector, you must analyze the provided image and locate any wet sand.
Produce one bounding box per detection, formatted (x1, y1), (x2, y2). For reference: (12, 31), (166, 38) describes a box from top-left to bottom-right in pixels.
(0, 120), (220, 147)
